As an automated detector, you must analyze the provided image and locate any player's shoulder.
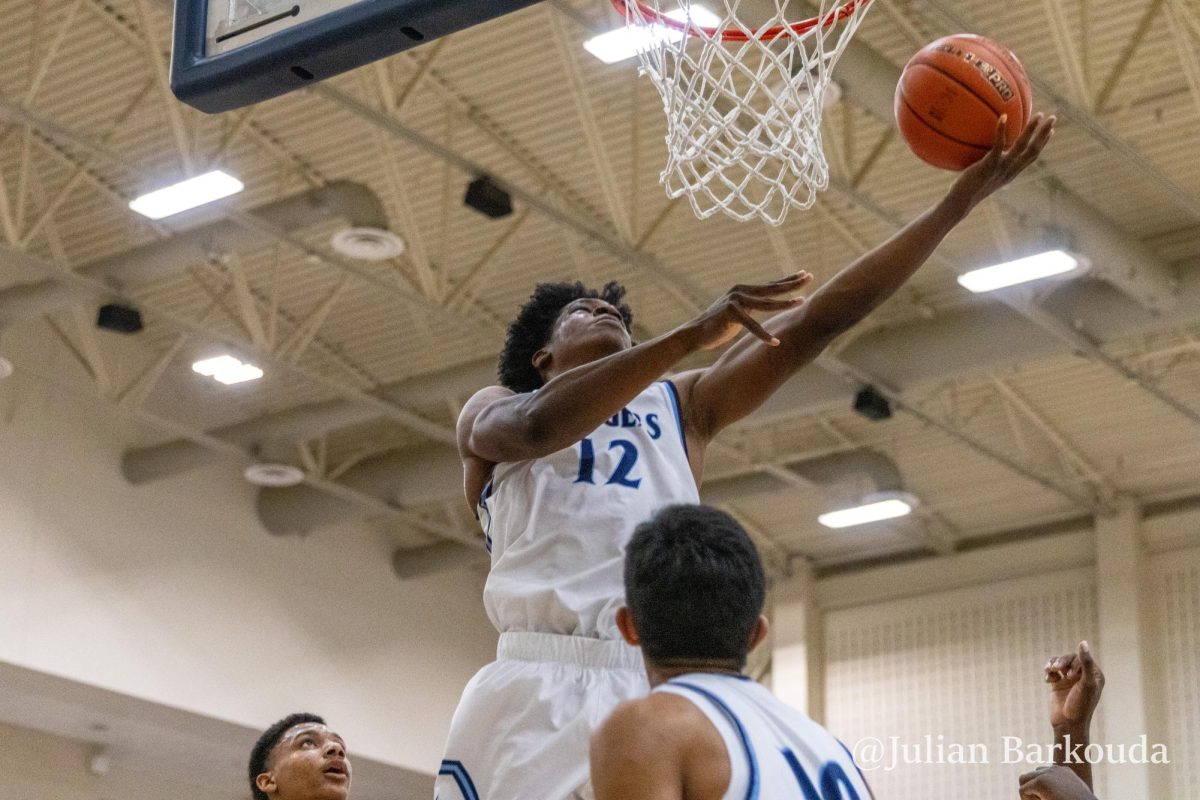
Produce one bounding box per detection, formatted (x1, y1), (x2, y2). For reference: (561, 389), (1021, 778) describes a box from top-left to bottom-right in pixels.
(592, 691), (723, 768)
(593, 692), (704, 748)
(457, 385), (516, 429)
(464, 384), (516, 407)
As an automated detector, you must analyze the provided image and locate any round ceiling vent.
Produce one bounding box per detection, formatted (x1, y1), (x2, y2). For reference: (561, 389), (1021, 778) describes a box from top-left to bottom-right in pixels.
(0, 356), (13, 380)
(330, 227), (406, 261)
(243, 463), (306, 487)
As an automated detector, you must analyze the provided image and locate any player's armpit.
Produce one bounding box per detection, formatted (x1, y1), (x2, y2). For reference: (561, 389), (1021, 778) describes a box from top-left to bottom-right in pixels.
(590, 699), (687, 800)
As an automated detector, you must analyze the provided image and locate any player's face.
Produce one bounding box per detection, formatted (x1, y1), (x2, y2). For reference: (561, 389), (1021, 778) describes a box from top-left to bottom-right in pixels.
(550, 297), (632, 353)
(259, 723), (351, 800)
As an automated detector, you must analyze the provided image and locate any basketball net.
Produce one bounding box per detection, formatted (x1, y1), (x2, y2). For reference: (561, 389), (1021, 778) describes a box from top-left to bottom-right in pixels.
(615, 0), (873, 225)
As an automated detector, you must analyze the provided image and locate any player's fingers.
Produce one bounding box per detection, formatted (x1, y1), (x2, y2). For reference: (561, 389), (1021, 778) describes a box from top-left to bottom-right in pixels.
(734, 294), (806, 311)
(768, 270), (812, 284)
(1010, 115), (1054, 173)
(986, 114), (1007, 161)
(1078, 640), (1102, 685)
(1045, 654), (1075, 682)
(1001, 117), (1044, 177)
(729, 304), (780, 346)
(1027, 115), (1057, 158)
(736, 272), (813, 295)
(1012, 112), (1041, 153)
(1018, 766), (1051, 785)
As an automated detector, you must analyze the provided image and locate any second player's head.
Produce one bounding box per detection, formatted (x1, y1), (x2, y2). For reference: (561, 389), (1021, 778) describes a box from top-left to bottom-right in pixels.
(498, 281), (634, 393)
(249, 713), (351, 800)
(620, 504), (768, 674)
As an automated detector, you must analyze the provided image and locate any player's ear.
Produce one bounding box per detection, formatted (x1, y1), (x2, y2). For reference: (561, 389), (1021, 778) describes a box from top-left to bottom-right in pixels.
(532, 348), (551, 373)
(748, 615), (769, 651)
(255, 771), (277, 797)
(615, 607), (641, 647)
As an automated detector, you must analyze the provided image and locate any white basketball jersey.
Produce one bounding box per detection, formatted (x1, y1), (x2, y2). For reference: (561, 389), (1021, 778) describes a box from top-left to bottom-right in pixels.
(656, 673), (873, 800)
(478, 381), (699, 640)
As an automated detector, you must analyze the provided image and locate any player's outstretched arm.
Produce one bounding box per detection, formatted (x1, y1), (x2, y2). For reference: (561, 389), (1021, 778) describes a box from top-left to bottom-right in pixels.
(1045, 640), (1105, 789)
(675, 113), (1056, 443)
(461, 275), (810, 465)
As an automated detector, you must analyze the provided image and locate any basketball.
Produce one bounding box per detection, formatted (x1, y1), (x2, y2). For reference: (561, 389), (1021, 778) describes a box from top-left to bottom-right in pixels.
(895, 34), (1032, 171)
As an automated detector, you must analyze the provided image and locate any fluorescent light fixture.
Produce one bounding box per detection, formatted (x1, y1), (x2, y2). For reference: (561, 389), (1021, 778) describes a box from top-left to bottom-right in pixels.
(818, 494), (916, 529)
(584, 5), (721, 64)
(192, 355), (263, 385)
(957, 249), (1083, 293)
(129, 171), (244, 220)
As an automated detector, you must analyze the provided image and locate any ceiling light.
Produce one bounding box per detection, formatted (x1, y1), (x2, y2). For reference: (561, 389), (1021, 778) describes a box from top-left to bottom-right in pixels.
(129, 171), (244, 220)
(818, 492), (917, 529)
(584, 5), (721, 64)
(330, 227), (406, 260)
(244, 463), (306, 487)
(0, 356), (12, 379)
(192, 355), (263, 385)
(957, 249), (1085, 293)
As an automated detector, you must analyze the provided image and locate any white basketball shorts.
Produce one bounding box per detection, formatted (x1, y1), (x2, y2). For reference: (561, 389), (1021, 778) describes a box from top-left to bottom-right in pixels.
(435, 632), (649, 800)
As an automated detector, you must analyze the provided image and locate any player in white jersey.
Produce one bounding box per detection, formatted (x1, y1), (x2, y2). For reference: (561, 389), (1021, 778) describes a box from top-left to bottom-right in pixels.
(438, 113), (1055, 800)
(592, 506), (1107, 800)
(591, 504), (874, 800)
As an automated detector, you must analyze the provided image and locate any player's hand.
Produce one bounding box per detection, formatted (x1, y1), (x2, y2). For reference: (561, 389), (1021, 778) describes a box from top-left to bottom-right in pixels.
(1018, 766), (1098, 800)
(1046, 640), (1105, 733)
(686, 272), (812, 350)
(948, 112), (1055, 209)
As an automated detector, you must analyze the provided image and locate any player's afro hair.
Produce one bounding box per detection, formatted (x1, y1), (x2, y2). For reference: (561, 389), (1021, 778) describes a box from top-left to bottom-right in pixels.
(248, 712), (325, 800)
(498, 281), (633, 393)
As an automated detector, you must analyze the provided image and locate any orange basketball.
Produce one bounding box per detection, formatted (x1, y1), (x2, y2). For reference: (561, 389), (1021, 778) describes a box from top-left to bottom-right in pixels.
(895, 34), (1032, 171)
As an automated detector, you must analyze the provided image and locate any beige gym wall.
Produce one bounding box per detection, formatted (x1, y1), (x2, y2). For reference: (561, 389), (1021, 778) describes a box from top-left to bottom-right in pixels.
(0, 363), (498, 778)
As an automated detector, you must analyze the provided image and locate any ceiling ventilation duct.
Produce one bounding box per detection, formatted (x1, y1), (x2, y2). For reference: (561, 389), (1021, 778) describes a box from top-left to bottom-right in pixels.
(121, 357), (495, 484)
(699, 449), (906, 507)
(379, 449), (910, 579)
(255, 445), (463, 536)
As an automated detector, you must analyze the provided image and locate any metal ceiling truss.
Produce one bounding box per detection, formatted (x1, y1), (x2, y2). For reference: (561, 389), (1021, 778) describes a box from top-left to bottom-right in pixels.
(2, 0), (1194, 556)
(208, 6), (1141, 525)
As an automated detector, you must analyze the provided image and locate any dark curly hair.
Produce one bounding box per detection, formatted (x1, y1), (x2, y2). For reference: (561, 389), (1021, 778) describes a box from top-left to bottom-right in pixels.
(498, 281), (633, 393)
(248, 712), (325, 800)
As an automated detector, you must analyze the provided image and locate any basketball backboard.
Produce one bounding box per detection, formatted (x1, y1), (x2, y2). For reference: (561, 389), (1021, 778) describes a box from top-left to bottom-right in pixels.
(171, 0), (540, 113)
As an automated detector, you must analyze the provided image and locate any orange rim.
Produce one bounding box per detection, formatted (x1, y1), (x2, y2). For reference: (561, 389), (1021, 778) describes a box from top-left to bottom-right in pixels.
(609, 0), (872, 42)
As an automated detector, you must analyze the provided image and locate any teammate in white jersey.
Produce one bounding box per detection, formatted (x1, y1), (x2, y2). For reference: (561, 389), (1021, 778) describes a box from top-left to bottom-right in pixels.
(438, 114), (1055, 800)
(591, 504), (874, 800)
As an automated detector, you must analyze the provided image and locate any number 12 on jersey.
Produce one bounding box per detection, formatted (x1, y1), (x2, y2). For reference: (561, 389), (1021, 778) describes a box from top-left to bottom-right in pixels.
(575, 438), (642, 489)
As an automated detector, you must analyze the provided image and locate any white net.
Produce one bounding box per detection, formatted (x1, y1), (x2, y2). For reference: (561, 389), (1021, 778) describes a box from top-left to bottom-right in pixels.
(618, 0), (873, 225)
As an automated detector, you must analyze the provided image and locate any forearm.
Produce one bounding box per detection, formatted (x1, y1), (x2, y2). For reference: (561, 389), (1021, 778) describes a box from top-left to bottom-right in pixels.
(1054, 723), (1093, 789)
(511, 325), (700, 450)
(679, 194), (973, 437)
(785, 191), (972, 343)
